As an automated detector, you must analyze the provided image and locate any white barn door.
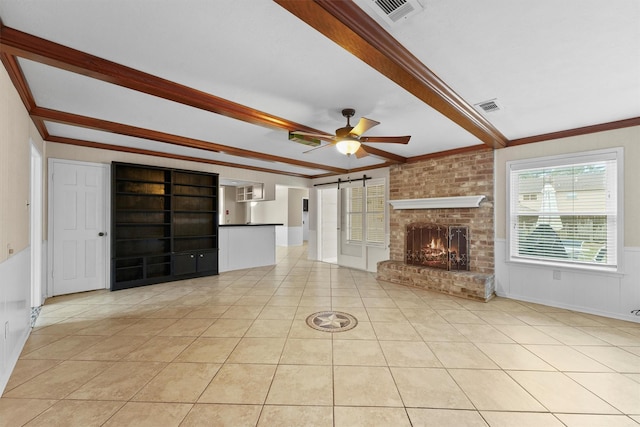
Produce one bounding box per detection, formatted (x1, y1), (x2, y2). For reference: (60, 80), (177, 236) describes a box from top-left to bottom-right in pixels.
(50, 159), (109, 296)
(337, 185), (367, 271)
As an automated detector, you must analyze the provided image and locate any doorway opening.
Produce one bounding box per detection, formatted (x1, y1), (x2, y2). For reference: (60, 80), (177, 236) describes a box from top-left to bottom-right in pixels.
(318, 188), (337, 264)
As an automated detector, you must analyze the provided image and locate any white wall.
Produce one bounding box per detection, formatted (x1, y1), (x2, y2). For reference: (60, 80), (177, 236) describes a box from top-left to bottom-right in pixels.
(319, 187), (338, 262)
(252, 185), (308, 246)
(307, 188), (319, 260)
(0, 249), (31, 392)
(286, 188), (308, 246)
(495, 240), (640, 321)
(252, 185), (288, 224)
(219, 226), (277, 272)
(494, 127), (640, 322)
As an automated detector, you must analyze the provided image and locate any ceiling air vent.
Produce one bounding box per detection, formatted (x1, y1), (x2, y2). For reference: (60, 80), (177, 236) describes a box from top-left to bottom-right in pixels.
(369, 0), (424, 26)
(475, 99), (501, 113)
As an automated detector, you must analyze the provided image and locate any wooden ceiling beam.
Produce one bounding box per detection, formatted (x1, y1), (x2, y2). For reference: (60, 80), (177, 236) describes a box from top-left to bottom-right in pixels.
(31, 107), (349, 175)
(0, 52), (49, 139)
(0, 24), (406, 164)
(0, 25), (320, 134)
(0, 52), (34, 110)
(274, 0), (509, 149)
(361, 145), (406, 163)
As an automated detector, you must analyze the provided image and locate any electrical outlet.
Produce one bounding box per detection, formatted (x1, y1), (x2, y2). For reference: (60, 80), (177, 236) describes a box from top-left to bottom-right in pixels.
(553, 270), (561, 280)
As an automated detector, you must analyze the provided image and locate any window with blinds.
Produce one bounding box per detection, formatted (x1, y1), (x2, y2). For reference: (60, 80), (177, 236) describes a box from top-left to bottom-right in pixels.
(507, 148), (623, 272)
(345, 182), (386, 246)
(347, 187), (363, 242)
(366, 183), (386, 245)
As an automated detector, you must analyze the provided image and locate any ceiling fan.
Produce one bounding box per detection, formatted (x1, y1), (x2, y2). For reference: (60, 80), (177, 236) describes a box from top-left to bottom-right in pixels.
(289, 108), (410, 157)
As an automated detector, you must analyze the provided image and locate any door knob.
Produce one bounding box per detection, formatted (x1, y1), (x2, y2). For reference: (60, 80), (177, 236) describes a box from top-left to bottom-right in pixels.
(98, 232), (106, 236)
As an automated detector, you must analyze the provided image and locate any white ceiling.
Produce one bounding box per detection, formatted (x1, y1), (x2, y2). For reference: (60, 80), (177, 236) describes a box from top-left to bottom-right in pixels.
(1, 0), (638, 178)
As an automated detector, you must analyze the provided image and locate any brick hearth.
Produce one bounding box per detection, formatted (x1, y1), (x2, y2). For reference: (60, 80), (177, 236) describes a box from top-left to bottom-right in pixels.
(377, 260), (495, 302)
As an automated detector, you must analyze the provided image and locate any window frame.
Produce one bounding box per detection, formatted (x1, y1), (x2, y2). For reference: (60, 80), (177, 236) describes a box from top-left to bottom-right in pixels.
(506, 147), (624, 274)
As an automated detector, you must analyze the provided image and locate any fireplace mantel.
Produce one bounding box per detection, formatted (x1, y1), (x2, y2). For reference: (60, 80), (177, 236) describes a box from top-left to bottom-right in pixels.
(389, 195), (486, 210)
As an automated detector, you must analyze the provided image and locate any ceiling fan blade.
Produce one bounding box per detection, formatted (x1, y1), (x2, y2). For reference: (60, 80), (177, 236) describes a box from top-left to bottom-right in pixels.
(354, 145), (369, 159)
(302, 142), (335, 154)
(360, 135), (411, 144)
(350, 117), (380, 137)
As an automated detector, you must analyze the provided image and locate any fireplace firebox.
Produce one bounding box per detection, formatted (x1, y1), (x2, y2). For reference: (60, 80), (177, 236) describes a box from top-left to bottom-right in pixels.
(406, 223), (469, 271)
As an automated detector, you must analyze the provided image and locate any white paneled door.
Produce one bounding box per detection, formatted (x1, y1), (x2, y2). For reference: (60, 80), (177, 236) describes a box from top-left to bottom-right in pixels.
(50, 160), (109, 296)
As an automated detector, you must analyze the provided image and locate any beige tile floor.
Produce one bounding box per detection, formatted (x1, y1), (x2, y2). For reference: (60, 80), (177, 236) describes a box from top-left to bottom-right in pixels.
(2, 245), (640, 426)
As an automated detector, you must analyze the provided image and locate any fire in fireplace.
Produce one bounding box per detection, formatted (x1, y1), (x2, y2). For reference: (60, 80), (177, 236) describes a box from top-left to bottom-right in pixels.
(406, 223), (469, 271)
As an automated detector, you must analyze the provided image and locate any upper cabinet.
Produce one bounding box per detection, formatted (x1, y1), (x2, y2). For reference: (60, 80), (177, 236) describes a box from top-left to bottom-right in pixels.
(236, 183), (264, 202)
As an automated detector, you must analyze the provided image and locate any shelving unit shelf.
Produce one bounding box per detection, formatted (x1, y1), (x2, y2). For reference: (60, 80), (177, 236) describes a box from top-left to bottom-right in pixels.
(111, 162), (219, 290)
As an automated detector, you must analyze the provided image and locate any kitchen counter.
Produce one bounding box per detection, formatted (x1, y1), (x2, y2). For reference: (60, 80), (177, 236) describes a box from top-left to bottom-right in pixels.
(218, 224), (281, 272)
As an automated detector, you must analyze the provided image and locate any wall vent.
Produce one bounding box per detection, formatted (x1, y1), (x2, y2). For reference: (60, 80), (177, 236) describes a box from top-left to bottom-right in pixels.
(475, 99), (501, 113)
(370, 0), (424, 25)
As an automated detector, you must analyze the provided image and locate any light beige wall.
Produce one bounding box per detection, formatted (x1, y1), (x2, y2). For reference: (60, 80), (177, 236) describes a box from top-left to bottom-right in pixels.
(221, 186), (246, 224)
(31, 121), (46, 237)
(287, 188), (309, 227)
(251, 185), (289, 225)
(45, 142), (310, 191)
(494, 126), (640, 246)
(0, 66), (43, 263)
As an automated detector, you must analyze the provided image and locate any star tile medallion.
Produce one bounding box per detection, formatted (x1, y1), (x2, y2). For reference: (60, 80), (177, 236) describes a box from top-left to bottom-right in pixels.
(306, 311), (357, 333)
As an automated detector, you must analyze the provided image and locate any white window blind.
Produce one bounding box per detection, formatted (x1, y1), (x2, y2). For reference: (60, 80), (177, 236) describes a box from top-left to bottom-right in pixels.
(347, 187), (363, 242)
(366, 183), (385, 245)
(345, 181), (386, 246)
(507, 148), (622, 271)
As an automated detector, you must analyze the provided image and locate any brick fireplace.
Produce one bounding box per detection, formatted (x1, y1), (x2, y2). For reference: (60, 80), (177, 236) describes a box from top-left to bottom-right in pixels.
(377, 148), (496, 301)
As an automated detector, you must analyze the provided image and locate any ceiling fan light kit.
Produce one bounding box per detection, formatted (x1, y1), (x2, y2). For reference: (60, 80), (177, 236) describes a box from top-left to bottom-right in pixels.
(336, 138), (361, 155)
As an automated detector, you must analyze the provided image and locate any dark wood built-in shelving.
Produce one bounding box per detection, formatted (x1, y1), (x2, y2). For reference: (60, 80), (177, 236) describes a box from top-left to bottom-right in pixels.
(111, 162), (218, 290)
